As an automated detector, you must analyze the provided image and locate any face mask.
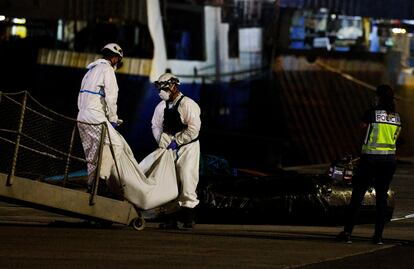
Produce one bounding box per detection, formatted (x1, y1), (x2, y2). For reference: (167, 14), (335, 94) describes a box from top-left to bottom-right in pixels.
(159, 90), (171, 101)
(111, 57), (122, 71)
(110, 59), (118, 71)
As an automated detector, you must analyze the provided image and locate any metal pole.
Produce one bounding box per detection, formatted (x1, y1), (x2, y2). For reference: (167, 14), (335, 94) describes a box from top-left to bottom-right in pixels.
(63, 124), (77, 187)
(107, 128), (123, 190)
(7, 91), (27, 186)
(89, 122), (107, 206)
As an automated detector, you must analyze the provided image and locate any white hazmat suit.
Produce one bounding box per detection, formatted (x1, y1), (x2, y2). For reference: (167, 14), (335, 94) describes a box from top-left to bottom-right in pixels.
(77, 58), (179, 210)
(151, 92), (201, 208)
(77, 58), (123, 185)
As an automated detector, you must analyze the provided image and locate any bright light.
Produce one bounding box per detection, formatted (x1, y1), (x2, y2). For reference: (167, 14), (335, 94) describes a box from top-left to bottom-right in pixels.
(0, 15), (5, 21)
(392, 28), (407, 34)
(57, 19), (63, 41)
(12, 18), (26, 24)
(403, 20), (414, 25)
(11, 25), (27, 38)
(11, 18), (27, 37)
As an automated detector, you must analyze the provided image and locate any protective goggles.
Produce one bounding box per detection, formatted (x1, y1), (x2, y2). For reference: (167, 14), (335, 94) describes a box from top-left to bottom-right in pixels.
(154, 81), (173, 90)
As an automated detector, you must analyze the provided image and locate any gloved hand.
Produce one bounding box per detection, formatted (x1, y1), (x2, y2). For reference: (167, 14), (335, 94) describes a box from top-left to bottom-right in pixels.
(110, 122), (118, 129)
(167, 140), (178, 150)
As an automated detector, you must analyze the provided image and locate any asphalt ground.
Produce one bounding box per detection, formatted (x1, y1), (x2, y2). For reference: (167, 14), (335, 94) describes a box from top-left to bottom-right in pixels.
(0, 158), (413, 269)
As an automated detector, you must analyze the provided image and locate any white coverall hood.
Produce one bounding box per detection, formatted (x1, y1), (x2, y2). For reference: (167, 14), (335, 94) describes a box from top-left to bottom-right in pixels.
(86, 59), (112, 70)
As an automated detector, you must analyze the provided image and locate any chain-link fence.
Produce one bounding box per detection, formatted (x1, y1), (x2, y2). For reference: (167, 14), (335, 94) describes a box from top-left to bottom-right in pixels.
(0, 91), (106, 189)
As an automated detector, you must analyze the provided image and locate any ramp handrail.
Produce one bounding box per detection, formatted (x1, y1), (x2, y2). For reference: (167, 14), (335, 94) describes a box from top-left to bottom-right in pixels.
(0, 91), (121, 205)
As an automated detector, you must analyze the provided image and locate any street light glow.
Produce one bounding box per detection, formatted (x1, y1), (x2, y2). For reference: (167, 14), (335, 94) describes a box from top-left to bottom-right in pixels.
(12, 18), (26, 24)
(392, 28), (406, 34)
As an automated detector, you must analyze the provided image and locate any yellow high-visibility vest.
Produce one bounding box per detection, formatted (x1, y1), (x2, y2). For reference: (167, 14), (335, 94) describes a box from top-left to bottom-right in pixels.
(361, 110), (401, 155)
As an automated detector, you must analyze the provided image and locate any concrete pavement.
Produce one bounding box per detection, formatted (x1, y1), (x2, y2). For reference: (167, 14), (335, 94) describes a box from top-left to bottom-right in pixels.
(0, 158), (413, 268)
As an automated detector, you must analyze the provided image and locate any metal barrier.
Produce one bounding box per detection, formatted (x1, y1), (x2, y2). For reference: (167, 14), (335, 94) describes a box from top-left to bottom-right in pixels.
(0, 91), (143, 229)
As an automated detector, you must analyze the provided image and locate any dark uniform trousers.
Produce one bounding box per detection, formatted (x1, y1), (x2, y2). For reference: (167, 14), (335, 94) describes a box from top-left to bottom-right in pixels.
(344, 154), (396, 237)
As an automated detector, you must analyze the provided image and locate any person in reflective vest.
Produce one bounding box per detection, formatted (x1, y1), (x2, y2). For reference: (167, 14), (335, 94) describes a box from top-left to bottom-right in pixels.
(337, 84), (402, 245)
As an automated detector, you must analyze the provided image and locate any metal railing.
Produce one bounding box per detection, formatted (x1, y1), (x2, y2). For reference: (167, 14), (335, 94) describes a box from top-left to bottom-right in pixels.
(0, 91), (115, 205)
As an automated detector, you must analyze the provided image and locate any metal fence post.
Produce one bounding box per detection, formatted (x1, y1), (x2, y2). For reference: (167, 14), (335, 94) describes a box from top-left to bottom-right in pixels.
(7, 91), (27, 186)
(62, 124), (77, 187)
(89, 122), (107, 205)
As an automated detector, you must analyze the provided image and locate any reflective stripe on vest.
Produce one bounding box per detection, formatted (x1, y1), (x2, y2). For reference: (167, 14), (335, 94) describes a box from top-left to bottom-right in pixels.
(361, 110), (401, 155)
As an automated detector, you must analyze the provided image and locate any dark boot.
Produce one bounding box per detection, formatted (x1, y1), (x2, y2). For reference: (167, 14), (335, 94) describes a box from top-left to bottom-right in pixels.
(372, 234), (384, 245)
(87, 178), (109, 195)
(97, 180), (110, 196)
(180, 207), (195, 229)
(335, 231), (352, 244)
(159, 211), (179, 230)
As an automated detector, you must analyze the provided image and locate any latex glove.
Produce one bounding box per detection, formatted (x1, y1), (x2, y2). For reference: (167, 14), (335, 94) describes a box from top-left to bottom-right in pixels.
(167, 140), (178, 150)
(110, 119), (123, 129)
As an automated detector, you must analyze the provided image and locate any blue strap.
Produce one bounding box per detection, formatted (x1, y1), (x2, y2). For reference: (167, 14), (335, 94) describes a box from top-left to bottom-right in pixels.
(79, 89), (105, 97)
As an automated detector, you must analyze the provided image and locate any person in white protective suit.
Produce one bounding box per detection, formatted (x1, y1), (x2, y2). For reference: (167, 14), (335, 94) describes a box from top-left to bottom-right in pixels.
(152, 72), (201, 229)
(77, 44), (179, 210)
(77, 43), (124, 189)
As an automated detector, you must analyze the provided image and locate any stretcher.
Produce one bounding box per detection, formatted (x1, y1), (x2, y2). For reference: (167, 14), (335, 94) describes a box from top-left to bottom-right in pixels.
(0, 91), (171, 230)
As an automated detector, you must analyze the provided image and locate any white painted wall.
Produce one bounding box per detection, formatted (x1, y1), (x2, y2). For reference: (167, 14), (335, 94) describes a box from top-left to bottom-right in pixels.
(167, 6), (264, 84)
(147, 0), (167, 82)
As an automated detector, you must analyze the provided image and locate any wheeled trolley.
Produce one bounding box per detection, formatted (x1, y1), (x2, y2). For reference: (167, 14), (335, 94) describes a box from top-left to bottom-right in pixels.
(0, 91), (148, 230)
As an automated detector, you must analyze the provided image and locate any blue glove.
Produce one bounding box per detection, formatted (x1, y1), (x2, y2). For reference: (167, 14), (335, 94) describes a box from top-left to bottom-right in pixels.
(167, 140), (178, 150)
(110, 122), (118, 129)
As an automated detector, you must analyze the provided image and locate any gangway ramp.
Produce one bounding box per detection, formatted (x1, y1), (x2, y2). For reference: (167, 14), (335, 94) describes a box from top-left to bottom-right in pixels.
(0, 172), (140, 227)
(0, 91), (145, 230)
